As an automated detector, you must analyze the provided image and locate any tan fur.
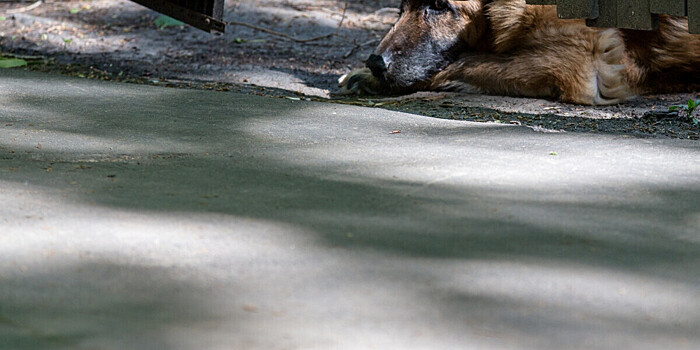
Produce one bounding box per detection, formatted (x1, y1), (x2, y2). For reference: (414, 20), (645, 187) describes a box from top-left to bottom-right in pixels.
(339, 0), (700, 105)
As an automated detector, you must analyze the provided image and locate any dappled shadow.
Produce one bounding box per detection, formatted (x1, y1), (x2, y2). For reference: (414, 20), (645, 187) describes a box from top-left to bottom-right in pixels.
(0, 261), (232, 350)
(1, 70), (699, 348)
(2, 145), (698, 279)
(1, 70), (698, 276)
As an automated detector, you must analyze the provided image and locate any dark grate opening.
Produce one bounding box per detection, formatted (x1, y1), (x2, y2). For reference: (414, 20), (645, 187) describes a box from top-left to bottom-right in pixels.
(131, 0), (226, 33)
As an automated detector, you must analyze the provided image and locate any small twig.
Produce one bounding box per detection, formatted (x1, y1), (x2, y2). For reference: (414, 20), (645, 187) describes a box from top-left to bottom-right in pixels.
(343, 39), (378, 58)
(0, 53), (45, 60)
(373, 8), (400, 16)
(4, 0), (42, 14)
(228, 0), (348, 43)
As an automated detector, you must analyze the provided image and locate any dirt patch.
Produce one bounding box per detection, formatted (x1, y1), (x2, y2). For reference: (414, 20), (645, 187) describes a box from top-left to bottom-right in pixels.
(354, 92), (700, 139)
(1, 0), (698, 139)
(0, 0), (395, 95)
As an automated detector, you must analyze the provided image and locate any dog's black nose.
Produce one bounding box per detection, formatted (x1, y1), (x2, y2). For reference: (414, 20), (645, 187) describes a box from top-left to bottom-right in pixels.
(366, 54), (387, 77)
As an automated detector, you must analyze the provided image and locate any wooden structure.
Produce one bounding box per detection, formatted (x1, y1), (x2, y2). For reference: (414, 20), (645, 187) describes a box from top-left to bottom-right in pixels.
(525, 0), (699, 34)
(131, 0), (226, 33)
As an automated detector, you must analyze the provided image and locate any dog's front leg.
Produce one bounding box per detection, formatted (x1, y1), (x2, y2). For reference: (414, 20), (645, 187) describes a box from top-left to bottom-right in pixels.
(429, 53), (566, 101)
(429, 44), (631, 105)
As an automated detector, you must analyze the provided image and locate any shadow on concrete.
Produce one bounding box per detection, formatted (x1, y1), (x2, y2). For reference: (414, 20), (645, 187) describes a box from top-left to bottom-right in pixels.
(1, 70), (698, 348)
(0, 261), (234, 350)
(1, 71), (698, 277)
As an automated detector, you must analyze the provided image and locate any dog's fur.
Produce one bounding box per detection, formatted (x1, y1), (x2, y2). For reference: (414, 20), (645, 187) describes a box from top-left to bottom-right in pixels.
(338, 0), (700, 105)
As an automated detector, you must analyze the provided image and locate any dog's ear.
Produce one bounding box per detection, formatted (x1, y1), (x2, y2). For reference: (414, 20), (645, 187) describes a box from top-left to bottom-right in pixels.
(454, 0), (488, 48)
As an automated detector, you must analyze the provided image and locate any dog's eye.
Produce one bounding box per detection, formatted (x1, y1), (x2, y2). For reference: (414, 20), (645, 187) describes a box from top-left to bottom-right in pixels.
(432, 0), (449, 11)
(425, 0), (451, 15)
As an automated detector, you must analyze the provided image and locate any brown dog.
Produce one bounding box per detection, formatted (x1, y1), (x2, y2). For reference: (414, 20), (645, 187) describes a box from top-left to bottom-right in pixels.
(339, 0), (700, 105)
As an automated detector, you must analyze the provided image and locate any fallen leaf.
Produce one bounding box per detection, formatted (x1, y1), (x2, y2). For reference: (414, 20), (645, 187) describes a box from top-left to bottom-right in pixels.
(242, 304), (258, 313)
(0, 58), (27, 68)
(154, 15), (184, 29)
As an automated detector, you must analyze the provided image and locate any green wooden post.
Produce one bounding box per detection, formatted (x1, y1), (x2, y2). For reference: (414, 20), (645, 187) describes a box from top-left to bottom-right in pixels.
(616, 0), (656, 30)
(690, 0), (700, 34)
(649, 0), (687, 16)
(557, 0), (599, 19)
(587, 0), (617, 27)
(527, 0), (697, 33)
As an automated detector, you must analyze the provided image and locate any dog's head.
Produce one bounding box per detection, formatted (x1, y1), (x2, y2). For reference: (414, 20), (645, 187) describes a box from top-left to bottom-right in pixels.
(366, 0), (485, 90)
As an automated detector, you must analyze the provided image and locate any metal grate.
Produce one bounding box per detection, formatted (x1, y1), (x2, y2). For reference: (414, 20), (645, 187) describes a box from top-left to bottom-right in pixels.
(131, 0), (226, 33)
(526, 0), (698, 34)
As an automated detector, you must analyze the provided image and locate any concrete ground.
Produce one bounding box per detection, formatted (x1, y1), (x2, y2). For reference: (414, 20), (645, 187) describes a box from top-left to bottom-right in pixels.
(0, 69), (698, 350)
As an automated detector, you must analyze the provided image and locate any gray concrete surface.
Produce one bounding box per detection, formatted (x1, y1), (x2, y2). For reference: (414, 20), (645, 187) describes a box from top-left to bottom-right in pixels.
(0, 69), (699, 350)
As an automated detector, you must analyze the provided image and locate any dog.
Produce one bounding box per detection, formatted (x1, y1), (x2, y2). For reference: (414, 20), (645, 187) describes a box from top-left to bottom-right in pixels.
(338, 0), (700, 105)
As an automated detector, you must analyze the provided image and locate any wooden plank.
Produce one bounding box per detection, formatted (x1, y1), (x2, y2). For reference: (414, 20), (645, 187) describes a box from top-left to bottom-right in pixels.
(586, 0), (617, 27)
(557, 0), (599, 19)
(649, 0), (686, 16)
(616, 0), (656, 30)
(690, 0), (700, 34)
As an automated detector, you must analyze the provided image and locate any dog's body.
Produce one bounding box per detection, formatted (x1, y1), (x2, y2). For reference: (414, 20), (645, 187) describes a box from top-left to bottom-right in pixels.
(339, 0), (700, 105)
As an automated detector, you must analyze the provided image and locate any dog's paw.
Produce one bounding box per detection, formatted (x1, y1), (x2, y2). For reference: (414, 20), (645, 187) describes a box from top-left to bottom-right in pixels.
(337, 68), (382, 95)
(592, 29), (632, 104)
